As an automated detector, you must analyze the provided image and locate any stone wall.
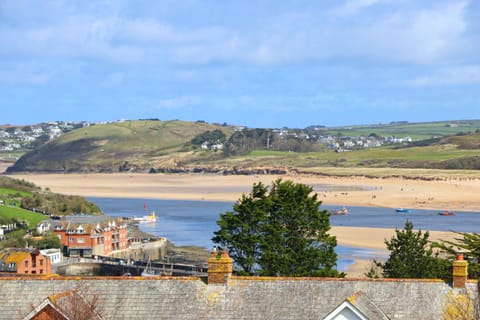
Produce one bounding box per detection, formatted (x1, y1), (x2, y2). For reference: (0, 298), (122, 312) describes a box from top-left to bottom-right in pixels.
(108, 239), (167, 261)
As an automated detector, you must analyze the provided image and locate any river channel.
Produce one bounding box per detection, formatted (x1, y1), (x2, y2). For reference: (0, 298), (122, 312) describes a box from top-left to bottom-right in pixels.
(89, 197), (480, 272)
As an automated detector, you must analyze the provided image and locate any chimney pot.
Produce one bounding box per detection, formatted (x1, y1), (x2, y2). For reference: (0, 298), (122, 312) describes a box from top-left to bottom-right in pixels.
(453, 253), (468, 289)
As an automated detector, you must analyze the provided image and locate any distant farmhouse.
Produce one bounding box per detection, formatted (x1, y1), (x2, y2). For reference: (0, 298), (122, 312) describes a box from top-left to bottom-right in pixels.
(0, 250), (475, 319)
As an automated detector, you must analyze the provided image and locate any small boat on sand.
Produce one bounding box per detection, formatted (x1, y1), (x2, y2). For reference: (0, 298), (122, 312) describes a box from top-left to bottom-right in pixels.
(395, 208), (412, 213)
(438, 211), (456, 216)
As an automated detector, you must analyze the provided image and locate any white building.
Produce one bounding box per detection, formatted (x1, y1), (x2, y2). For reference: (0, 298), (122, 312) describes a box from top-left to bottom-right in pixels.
(40, 248), (63, 265)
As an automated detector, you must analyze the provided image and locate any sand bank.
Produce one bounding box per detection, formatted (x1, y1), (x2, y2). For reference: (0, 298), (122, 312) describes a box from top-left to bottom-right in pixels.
(9, 172), (467, 248)
(9, 172), (480, 212)
(8, 172), (474, 277)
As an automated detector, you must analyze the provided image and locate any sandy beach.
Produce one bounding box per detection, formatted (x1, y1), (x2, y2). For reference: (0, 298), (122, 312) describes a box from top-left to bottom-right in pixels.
(10, 172), (480, 211)
(8, 172), (478, 277)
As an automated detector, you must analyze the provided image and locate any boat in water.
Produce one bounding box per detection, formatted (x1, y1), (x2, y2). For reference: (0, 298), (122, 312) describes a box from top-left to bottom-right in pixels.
(438, 211), (456, 216)
(395, 208), (412, 213)
(330, 206), (349, 215)
(133, 211), (157, 223)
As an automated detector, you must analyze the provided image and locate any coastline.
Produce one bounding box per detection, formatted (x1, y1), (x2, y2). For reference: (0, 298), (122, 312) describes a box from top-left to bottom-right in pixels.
(7, 172), (477, 277)
(9, 172), (480, 212)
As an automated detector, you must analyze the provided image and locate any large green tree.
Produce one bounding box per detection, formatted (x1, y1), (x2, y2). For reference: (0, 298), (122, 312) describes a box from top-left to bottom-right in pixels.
(212, 179), (341, 277)
(373, 221), (450, 279)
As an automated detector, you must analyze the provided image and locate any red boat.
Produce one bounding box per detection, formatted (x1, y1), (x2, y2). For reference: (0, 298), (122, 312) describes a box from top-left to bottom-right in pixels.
(438, 211), (456, 216)
(331, 207), (349, 215)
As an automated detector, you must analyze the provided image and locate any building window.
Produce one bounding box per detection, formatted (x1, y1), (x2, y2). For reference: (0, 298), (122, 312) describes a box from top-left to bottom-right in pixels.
(25, 261), (28, 268)
(40, 260), (43, 266)
(69, 237), (74, 243)
(40, 269), (43, 274)
(77, 238), (85, 244)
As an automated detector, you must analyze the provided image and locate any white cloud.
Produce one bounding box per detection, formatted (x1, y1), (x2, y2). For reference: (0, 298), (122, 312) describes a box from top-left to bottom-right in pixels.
(0, 0), (475, 68)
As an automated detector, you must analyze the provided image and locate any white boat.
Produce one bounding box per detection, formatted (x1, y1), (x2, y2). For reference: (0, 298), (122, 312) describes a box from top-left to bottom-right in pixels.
(133, 211), (157, 223)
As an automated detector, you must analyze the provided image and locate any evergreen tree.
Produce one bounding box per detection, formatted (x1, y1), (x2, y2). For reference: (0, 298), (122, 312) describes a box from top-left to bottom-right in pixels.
(433, 232), (480, 279)
(212, 179), (341, 277)
(375, 220), (450, 279)
(212, 182), (269, 275)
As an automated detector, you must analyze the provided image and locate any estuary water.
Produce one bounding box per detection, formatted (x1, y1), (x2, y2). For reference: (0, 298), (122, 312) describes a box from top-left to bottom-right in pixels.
(89, 197), (480, 271)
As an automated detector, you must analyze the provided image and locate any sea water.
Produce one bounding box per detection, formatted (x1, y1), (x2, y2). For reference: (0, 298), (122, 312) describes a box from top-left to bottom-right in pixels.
(89, 197), (480, 272)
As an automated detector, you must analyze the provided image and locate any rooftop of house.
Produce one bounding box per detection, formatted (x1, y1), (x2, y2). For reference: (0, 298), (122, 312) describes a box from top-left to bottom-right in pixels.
(50, 215), (126, 233)
(0, 248), (39, 265)
(0, 275), (474, 320)
(0, 250), (474, 320)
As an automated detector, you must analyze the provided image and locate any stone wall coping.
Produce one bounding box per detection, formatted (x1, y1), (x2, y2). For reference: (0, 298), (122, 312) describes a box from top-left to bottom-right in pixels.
(0, 274), (477, 285)
(231, 276), (478, 284)
(0, 274), (202, 281)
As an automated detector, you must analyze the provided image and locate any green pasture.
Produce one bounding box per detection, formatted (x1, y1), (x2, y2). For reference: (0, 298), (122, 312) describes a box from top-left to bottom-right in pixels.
(0, 187), (32, 198)
(328, 120), (480, 140)
(238, 144), (480, 171)
(0, 205), (46, 229)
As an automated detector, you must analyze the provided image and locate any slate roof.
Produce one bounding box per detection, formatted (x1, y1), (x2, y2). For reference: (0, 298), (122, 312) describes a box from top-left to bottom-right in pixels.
(0, 276), (472, 320)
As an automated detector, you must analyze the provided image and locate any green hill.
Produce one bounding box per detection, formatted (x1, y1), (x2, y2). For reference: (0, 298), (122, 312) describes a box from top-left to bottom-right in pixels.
(0, 176), (101, 217)
(7, 120), (234, 173)
(4, 119), (480, 173)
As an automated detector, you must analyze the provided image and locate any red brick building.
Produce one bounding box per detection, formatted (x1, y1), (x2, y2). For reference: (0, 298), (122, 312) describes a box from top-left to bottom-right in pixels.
(0, 248), (52, 274)
(52, 216), (128, 257)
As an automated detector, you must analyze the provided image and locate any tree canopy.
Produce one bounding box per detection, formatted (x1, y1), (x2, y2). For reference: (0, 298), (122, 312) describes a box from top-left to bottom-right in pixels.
(212, 179), (342, 277)
(433, 232), (480, 279)
(371, 220), (450, 279)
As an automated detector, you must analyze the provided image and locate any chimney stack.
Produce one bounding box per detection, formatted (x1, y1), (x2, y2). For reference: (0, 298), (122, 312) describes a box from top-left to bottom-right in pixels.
(453, 253), (468, 289)
(207, 248), (232, 285)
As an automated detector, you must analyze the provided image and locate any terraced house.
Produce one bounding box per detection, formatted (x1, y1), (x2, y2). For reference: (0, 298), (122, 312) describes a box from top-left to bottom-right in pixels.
(48, 215), (128, 257)
(0, 250), (476, 319)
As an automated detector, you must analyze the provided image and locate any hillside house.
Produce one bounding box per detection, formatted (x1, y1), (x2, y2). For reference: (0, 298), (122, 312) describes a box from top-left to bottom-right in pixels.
(0, 248), (52, 274)
(0, 250), (475, 320)
(46, 215), (128, 257)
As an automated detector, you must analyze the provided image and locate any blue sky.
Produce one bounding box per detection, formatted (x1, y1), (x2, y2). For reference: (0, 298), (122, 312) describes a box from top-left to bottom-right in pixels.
(1, 0), (479, 128)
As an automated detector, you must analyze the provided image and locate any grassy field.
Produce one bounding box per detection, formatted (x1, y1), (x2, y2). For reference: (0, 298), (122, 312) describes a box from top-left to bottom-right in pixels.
(327, 120), (480, 139)
(0, 186), (44, 229)
(230, 143), (480, 169)
(0, 205), (46, 229)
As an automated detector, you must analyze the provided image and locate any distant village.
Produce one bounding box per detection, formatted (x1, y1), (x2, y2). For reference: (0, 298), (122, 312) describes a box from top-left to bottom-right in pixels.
(0, 121), (90, 154)
(268, 127), (412, 152)
(0, 120), (416, 156)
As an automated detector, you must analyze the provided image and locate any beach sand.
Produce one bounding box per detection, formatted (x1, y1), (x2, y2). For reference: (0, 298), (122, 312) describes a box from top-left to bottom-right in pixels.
(8, 172), (478, 277)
